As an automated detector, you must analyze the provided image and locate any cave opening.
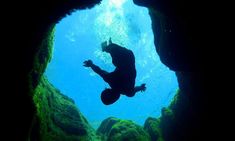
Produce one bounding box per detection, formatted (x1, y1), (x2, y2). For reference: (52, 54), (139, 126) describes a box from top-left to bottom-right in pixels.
(45, 0), (178, 129)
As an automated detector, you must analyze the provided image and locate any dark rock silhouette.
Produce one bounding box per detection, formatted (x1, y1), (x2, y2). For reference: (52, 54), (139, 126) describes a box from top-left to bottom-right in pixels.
(4, 0), (219, 140)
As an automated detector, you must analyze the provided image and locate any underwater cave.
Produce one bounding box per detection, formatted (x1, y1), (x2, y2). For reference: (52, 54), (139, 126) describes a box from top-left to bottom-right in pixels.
(45, 0), (178, 129)
(8, 0), (210, 140)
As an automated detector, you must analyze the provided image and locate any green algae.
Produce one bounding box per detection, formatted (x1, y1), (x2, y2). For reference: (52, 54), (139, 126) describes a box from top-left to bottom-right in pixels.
(144, 117), (164, 141)
(97, 117), (150, 141)
(33, 76), (100, 141)
(29, 24), (55, 93)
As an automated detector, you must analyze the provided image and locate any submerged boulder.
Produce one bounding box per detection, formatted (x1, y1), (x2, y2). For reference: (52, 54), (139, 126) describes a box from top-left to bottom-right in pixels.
(33, 76), (100, 141)
(144, 117), (163, 141)
(97, 117), (120, 137)
(97, 117), (150, 141)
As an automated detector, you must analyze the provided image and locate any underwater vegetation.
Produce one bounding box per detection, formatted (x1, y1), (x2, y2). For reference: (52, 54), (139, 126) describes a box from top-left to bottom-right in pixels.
(33, 76), (99, 141)
(29, 25), (55, 91)
(97, 117), (151, 141)
(33, 75), (181, 141)
(144, 117), (164, 141)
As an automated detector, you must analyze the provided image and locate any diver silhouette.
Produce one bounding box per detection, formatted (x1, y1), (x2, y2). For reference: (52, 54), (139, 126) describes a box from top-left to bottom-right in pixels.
(84, 38), (146, 105)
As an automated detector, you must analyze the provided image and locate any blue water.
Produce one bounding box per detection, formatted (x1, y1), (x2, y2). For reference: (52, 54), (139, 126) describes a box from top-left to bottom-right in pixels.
(45, 0), (178, 129)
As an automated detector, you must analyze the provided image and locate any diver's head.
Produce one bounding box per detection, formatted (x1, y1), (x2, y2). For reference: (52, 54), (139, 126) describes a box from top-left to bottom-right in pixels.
(101, 88), (120, 105)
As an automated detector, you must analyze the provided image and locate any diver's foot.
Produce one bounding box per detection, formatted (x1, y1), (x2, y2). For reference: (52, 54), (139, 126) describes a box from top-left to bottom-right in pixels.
(140, 83), (146, 92)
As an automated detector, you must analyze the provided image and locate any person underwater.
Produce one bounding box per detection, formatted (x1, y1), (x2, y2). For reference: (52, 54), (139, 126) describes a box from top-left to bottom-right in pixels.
(84, 38), (146, 105)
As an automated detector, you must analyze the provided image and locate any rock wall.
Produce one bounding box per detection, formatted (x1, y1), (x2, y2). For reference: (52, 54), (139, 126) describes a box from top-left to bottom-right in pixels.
(33, 76), (100, 141)
(133, 1), (210, 140)
(4, 0), (212, 140)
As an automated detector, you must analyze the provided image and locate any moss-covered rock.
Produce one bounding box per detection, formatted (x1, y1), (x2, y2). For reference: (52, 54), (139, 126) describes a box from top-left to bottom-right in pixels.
(158, 88), (199, 141)
(97, 117), (150, 141)
(144, 117), (164, 141)
(33, 76), (100, 141)
(108, 120), (150, 141)
(97, 117), (120, 136)
(28, 25), (55, 92)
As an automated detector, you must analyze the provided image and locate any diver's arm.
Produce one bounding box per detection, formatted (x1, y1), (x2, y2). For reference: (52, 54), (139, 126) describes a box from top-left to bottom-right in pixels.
(83, 60), (108, 78)
(90, 64), (109, 77)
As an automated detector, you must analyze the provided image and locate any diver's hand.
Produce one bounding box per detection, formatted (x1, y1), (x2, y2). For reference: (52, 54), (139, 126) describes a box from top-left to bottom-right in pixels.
(83, 60), (93, 67)
(140, 83), (146, 92)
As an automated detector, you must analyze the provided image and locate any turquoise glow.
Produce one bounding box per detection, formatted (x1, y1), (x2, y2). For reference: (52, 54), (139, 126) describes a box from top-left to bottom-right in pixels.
(45, 0), (178, 128)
